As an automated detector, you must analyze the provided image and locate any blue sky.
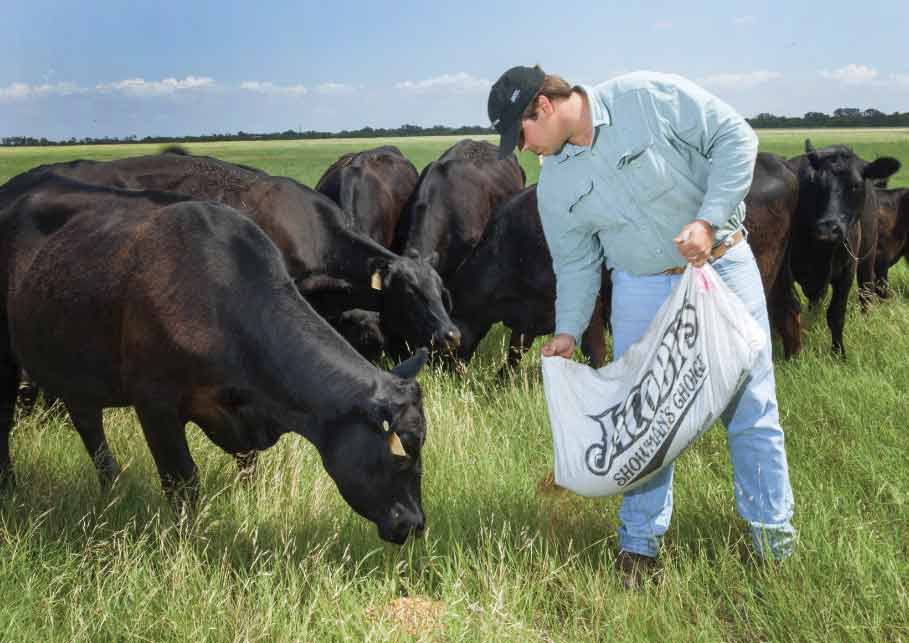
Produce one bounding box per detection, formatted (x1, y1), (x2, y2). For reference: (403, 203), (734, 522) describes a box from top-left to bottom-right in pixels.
(3, 0), (908, 139)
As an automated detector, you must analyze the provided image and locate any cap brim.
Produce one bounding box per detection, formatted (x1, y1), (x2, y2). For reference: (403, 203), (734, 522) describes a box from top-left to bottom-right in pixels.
(497, 120), (520, 160)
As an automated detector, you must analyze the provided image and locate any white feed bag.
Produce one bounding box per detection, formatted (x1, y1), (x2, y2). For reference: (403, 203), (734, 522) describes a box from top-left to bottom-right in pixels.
(542, 264), (766, 497)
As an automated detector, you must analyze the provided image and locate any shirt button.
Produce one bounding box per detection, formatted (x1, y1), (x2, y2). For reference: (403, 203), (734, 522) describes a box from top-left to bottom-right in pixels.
(655, 249), (663, 255)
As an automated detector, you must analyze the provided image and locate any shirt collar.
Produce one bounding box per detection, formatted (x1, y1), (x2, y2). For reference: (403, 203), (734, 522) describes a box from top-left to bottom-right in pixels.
(554, 84), (612, 162)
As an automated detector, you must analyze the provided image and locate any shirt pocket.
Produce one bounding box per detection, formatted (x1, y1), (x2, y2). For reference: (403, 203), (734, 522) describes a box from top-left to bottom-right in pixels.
(567, 178), (595, 214)
(616, 143), (675, 203)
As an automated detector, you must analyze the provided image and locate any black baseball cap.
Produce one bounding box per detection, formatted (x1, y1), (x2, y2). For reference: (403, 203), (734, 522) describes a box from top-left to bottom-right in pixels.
(487, 65), (546, 159)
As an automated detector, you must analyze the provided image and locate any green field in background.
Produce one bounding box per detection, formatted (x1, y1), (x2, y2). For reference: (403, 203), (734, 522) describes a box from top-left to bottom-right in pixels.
(3, 127), (908, 188)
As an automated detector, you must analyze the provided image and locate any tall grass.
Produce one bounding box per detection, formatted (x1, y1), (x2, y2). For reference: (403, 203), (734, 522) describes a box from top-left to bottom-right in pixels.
(1, 132), (908, 641)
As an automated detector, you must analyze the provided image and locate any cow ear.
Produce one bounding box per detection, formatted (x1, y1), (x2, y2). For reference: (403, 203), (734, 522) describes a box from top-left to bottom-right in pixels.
(390, 347), (428, 380)
(864, 157), (901, 181)
(805, 139), (820, 169)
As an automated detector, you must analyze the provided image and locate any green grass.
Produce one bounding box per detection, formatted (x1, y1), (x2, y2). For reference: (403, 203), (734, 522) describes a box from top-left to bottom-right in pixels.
(1, 131), (909, 641)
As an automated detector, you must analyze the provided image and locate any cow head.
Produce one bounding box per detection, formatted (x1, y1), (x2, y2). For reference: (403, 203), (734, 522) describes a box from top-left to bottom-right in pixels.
(799, 139), (901, 243)
(335, 309), (386, 362)
(369, 249), (461, 351)
(317, 349), (429, 544)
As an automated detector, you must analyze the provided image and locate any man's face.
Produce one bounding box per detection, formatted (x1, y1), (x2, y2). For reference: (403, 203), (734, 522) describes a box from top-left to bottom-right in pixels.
(517, 96), (562, 156)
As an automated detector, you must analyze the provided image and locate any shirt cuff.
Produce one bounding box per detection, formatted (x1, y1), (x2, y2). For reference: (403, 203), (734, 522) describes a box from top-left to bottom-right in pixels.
(696, 205), (732, 230)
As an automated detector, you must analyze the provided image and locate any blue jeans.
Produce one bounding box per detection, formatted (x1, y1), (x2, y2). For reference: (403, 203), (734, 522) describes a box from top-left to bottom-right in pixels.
(611, 239), (796, 560)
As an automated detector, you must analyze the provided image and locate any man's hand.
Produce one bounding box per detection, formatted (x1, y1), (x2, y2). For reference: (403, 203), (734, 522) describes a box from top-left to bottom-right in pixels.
(541, 333), (576, 358)
(674, 220), (715, 267)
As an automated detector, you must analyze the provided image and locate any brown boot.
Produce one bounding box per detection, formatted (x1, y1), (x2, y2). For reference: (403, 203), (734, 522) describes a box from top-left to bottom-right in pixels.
(614, 551), (657, 590)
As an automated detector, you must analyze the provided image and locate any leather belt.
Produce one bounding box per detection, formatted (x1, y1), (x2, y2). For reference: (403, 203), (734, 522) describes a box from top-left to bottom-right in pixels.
(660, 229), (746, 275)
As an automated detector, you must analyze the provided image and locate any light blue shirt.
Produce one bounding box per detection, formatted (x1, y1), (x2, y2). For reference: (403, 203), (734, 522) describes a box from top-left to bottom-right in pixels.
(537, 71), (758, 343)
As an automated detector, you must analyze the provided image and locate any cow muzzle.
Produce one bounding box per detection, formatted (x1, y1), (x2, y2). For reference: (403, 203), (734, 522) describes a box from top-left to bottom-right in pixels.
(377, 502), (426, 544)
(815, 218), (845, 244)
(433, 325), (462, 350)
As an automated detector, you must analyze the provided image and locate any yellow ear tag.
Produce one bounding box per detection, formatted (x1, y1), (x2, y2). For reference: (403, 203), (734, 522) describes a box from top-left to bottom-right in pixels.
(371, 271), (383, 291)
(387, 432), (407, 457)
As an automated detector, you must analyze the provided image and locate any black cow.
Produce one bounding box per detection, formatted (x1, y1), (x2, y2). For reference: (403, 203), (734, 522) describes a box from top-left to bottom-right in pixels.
(448, 185), (607, 373)
(787, 140), (900, 356)
(2, 153), (460, 352)
(0, 174), (429, 544)
(393, 139), (525, 280)
(870, 187), (909, 297)
(449, 156), (801, 369)
(742, 152), (802, 358)
(316, 146), (418, 249)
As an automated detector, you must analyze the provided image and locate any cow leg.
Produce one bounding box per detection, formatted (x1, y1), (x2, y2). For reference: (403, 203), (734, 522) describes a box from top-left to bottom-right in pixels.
(856, 259), (876, 313)
(234, 451), (258, 483)
(580, 293), (607, 368)
(65, 402), (121, 488)
(17, 369), (40, 415)
(874, 260), (891, 299)
(827, 270), (853, 358)
(769, 282), (802, 359)
(496, 331), (533, 380)
(134, 404), (198, 514)
(0, 347), (20, 491)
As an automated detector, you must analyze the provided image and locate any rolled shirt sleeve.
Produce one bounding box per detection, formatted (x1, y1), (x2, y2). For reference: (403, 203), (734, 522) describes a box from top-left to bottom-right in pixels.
(537, 181), (604, 344)
(653, 76), (759, 229)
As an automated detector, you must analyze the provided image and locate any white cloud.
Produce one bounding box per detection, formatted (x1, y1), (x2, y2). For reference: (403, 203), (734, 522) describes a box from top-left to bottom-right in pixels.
(96, 75), (215, 95)
(653, 20), (673, 30)
(820, 64), (878, 84)
(0, 81), (81, 100)
(888, 73), (909, 85)
(240, 81), (308, 95)
(394, 72), (490, 94)
(700, 71), (783, 89)
(733, 15), (756, 26)
(317, 82), (355, 95)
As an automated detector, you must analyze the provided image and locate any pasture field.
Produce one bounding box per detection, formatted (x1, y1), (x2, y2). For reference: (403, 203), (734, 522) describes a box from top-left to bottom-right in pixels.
(1, 131), (908, 641)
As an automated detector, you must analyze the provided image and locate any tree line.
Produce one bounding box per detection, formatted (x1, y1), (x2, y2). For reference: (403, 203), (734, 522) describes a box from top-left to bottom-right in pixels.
(0, 123), (496, 147)
(4, 109), (909, 147)
(747, 108), (909, 129)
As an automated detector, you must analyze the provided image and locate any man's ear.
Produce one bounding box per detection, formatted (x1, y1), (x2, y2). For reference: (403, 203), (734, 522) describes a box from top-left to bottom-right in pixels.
(537, 94), (555, 116)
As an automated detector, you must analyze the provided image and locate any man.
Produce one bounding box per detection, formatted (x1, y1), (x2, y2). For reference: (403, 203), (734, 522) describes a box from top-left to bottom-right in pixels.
(487, 65), (795, 588)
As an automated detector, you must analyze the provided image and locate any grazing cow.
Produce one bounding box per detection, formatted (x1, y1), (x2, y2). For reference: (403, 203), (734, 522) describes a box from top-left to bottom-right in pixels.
(870, 187), (909, 297)
(787, 140), (900, 356)
(2, 153), (460, 352)
(315, 146), (418, 248)
(334, 309), (386, 363)
(449, 155), (802, 369)
(0, 174), (429, 544)
(393, 139), (525, 280)
(742, 152), (802, 358)
(448, 185), (607, 373)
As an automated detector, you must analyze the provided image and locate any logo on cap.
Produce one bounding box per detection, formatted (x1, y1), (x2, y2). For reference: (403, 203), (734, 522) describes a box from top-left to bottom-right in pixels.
(510, 89), (521, 103)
